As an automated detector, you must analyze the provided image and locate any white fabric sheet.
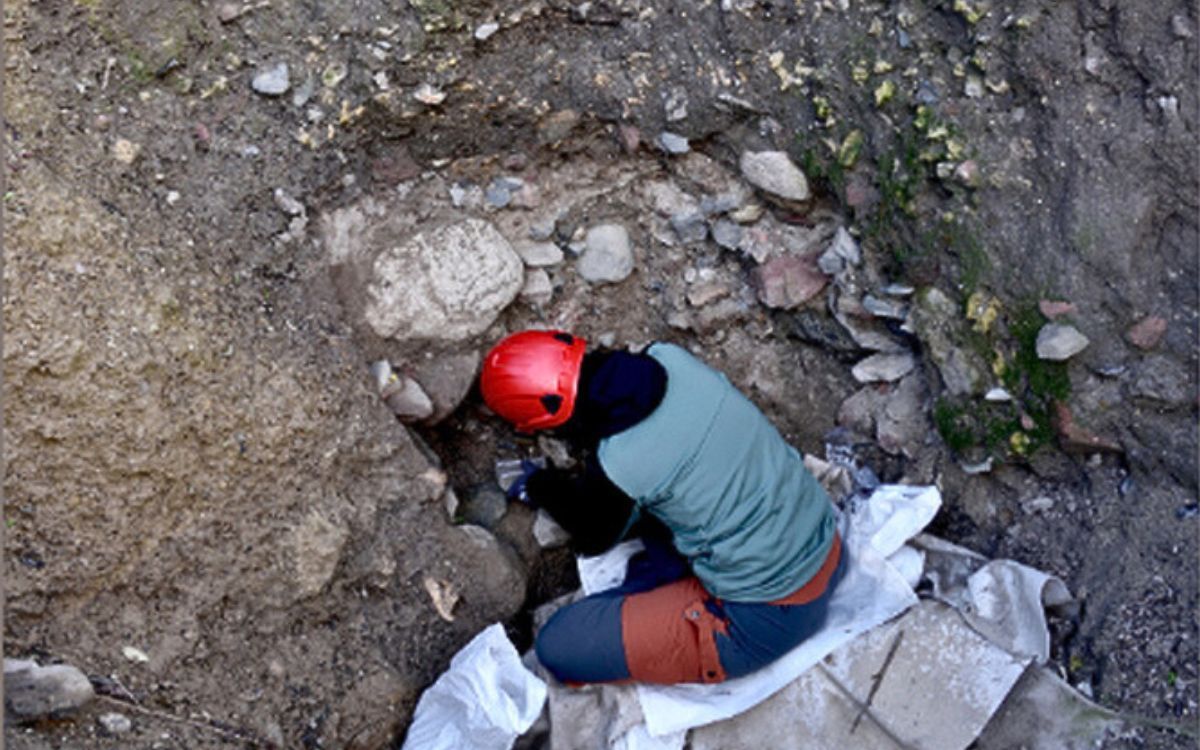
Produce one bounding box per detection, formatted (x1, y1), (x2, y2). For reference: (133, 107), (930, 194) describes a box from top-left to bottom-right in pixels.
(401, 624), (547, 750)
(573, 484), (942, 739)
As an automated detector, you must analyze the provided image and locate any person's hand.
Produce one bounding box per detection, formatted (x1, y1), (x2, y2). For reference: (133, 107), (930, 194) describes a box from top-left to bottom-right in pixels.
(505, 459), (542, 505)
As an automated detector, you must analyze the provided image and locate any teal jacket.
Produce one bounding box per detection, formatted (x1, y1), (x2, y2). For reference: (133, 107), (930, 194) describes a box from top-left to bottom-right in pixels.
(598, 343), (836, 602)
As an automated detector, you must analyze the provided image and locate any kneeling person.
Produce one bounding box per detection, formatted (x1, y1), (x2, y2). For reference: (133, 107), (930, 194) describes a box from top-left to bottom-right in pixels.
(481, 330), (844, 685)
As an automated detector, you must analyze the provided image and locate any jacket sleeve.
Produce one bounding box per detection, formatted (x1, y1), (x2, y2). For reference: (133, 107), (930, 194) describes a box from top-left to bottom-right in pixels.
(524, 455), (637, 557)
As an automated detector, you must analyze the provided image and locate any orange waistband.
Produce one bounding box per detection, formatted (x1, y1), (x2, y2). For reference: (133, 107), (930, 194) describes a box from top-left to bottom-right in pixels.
(769, 533), (843, 606)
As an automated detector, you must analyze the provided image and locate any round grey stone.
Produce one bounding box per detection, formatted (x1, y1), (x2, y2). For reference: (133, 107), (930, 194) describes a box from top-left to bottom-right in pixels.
(251, 63), (290, 96)
(711, 219), (743, 250)
(99, 712), (133, 734)
(4, 659), (95, 719)
(657, 132), (690, 155)
(578, 224), (634, 283)
(460, 486), (508, 528)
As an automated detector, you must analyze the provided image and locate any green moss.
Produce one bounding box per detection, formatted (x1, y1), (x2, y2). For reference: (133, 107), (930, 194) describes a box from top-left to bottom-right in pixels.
(934, 399), (975, 452)
(1009, 303), (1072, 402)
(798, 141), (846, 207)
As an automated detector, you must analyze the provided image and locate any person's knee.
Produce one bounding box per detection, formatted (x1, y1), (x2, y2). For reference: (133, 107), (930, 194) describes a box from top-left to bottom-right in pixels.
(535, 598), (630, 684)
(534, 614), (577, 682)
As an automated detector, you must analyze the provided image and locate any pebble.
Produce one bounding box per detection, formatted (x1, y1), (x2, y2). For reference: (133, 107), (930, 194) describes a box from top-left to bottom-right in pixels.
(533, 510), (571, 548)
(663, 86), (689, 121)
(372, 361), (434, 421)
(112, 138), (140, 164)
(739, 150), (810, 203)
(1036, 324), (1089, 360)
(1022, 496), (1055, 514)
(273, 188), (304, 216)
(519, 268), (554, 306)
(448, 182), (483, 209)
(461, 486), (507, 528)
(954, 160), (981, 187)
(915, 80), (940, 105)
(1110, 477), (1132, 501)
(414, 83), (446, 105)
(851, 352), (916, 383)
(711, 219), (743, 250)
(122, 646), (150, 663)
(485, 178), (516, 208)
(1038, 299), (1076, 319)
(881, 283), (915, 297)
(729, 202), (764, 224)
(984, 387), (1013, 402)
(1171, 14), (1193, 38)
(217, 2), (242, 23)
(4, 659), (95, 719)
(99, 712), (133, 734)
(515, 241), (563, 267)
(528, 220), (556, 242)
(964, 75), (984, 98)
(657, 131), (690, 155)
(670, 212), (708, 244)
(474, 22), (500, 40)
(753, 253), (828, 309)
(1125, 316), (1167, 350)
(862, 294), (908, 320)
(897, 28), (912, 48)
(699, 194), (740, 216)
(251, 63), (290, 96)
(578, 224), (634, 283)
(292, 77), (315, 107)
(384, 377), (435, 421)
(818, 226), (862, 275)
(369, 360), (396, 394)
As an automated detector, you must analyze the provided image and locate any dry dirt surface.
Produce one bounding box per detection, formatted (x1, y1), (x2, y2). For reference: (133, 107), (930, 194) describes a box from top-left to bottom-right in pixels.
(4, 1), (1197, 748)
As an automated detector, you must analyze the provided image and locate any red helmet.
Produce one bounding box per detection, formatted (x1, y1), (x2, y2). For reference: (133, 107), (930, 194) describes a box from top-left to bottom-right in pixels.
(480, 330), (587, 432)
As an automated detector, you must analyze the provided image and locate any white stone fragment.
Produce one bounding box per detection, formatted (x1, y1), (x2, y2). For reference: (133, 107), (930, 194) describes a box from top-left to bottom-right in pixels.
(739, 150), (810, 202)
(1036, 324), (1089, 361)
(851, 352), (916, 383)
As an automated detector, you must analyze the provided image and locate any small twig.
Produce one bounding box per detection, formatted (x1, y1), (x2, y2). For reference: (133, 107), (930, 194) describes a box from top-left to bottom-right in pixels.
(97, 695), (276, 748)
(817, 664), (921, 750)
(850, 629), (905, 733)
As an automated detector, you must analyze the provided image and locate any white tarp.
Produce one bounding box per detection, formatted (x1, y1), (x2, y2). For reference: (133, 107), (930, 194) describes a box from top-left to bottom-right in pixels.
(401, 624), (547, 750)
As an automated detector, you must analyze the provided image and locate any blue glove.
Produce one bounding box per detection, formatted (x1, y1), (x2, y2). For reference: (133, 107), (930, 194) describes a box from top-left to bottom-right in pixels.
(505, 459), (542, 505)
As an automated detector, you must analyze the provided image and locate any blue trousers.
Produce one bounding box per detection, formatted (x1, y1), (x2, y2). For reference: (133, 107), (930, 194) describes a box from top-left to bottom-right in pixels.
(536, 535), (846, 685)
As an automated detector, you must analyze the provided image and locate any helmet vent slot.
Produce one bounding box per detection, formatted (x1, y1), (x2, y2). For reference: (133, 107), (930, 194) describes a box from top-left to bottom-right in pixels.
(540, 394), (564, 415)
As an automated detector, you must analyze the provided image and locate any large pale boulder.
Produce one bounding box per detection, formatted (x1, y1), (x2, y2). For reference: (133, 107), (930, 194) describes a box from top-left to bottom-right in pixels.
(365, 219), (524, 342)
